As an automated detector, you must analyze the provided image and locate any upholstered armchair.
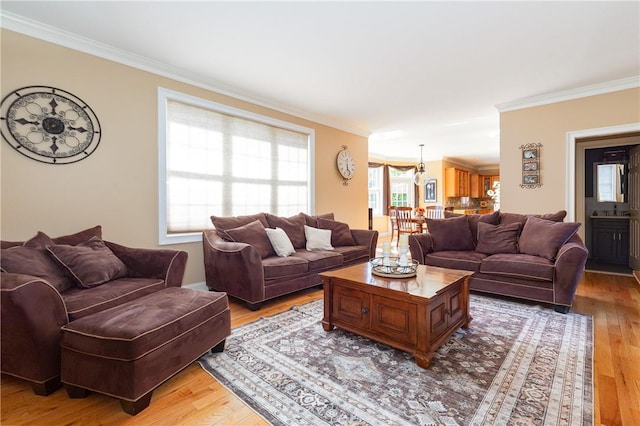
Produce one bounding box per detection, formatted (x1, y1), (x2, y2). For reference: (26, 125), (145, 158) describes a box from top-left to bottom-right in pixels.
(1, 226), (188, 395)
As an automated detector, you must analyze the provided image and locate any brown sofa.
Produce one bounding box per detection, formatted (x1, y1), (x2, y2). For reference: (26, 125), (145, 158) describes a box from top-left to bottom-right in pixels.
(409, 210), (588, 313)
(203, 212), (378, 310)
(0, 226), (188, 395)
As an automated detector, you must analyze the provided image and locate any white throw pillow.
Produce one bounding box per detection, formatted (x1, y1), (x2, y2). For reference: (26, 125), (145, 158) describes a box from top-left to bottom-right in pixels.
(304, 225), (334, 251)
(265, 227), (295, 257)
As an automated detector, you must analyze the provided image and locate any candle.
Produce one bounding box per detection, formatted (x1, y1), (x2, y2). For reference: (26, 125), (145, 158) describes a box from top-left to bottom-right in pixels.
(382, 242), (391, 255)
(399, 235), (409, 247)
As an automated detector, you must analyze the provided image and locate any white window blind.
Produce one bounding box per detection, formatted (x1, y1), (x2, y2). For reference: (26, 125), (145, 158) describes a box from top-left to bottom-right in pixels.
(159, 89), (314, 244)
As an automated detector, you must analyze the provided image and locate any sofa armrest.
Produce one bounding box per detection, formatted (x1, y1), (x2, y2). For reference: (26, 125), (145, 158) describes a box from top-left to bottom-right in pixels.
(409, 233), (434, 264)
(104, 241), (188, 288)
(202, 230), (265, 303)
(1, 273), (68, 389)
(350, 229), (379, 258)
(553, 242), (589, 306)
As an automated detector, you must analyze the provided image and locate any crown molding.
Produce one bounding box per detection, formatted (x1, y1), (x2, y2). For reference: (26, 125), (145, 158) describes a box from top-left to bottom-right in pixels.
(0, 11), (371, 138)
(496, 76), (640, 112)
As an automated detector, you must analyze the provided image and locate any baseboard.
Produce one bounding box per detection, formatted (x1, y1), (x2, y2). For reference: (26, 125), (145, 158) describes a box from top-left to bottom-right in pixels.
(634, 270), (640, 285)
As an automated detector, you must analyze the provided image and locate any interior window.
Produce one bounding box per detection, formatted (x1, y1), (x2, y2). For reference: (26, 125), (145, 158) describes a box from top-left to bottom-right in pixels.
(158, 88), (315, 244)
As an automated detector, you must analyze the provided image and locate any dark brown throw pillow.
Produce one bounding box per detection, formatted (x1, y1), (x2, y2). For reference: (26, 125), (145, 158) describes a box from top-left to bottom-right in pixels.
(225, 220), (275, 259)
(475, 221), (522, 255)
(425, 215), (475, 251)
(300, 212), (335, 227)
(51, 225), (103, 245)
(468, 211), (500, 242)
(1, 232), (73, 292)
(265, 213), (307, 249)
(317, 217), (356, 247)
(47, 237), (127, 289)
(499, 210), (567, 226)
(518, 216), (581, 260)
(210, 213), (269, 240)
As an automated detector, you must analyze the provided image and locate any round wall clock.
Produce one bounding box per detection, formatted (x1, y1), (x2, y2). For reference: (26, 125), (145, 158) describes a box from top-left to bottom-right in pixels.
(1, 86), (101, 164)
(336, 145), (355, 185)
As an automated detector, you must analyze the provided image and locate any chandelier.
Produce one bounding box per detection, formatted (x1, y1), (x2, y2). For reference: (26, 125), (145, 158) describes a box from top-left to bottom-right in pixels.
(413, 144), (428, 186)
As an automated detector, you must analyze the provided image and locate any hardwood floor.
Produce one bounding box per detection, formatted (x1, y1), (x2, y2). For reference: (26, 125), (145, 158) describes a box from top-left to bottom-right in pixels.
(2, 273), (638, 426)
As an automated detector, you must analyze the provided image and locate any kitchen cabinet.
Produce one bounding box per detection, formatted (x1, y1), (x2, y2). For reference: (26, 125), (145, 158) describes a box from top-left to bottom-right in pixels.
(470, 174), (482, 198)
(470, 174), (499, 198)
(591, 218), (629, 264)
(445, 168), (470, 197)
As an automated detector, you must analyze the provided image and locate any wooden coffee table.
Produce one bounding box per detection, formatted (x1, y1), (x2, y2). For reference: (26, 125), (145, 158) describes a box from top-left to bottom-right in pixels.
(320, 263), (472, 369)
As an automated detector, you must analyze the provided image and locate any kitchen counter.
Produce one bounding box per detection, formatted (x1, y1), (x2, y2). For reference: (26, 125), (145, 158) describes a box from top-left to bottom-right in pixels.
(589, 215), (629, 220)
(452, 209), (494, 215)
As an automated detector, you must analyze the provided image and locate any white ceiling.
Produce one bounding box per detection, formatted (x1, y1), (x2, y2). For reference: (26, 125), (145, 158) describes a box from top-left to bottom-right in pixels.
(2, 1), (639, 167)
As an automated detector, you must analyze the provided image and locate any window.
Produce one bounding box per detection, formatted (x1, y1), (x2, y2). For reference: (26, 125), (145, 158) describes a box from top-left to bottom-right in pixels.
(390, 168), (414, 207)
(158, 88), (315, 244)
(368, 166), (383, 215)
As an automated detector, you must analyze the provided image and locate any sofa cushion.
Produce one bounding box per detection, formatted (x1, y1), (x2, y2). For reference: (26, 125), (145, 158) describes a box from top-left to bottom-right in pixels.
(225, 220), (275, 259)
(518, 216), (581, 261)
(317, 218), (356, 247)
(499, 210), (567, 226)
(475, 221), (521, 255)
(265, 227), (296, 257)
(291, 249), (343, 271)
(265, 213), (306, 248)
(304, 225), (334, 251)
(1, 232), (73, 292)
(210, 213), (269, 240)
(333, 245), (370, 264)
(425, 250), (486, 272)
(425, 215), (475, 251)
(480, 253), (554, 281)
(300, 212), (335, 227)
(47, 237), (128, 289)
(61, 277), (166, 321)
(262, 255), (309, 280)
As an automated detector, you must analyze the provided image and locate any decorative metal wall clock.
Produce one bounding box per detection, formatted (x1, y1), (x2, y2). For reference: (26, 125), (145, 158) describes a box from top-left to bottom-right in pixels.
(1, 86), (101, 164)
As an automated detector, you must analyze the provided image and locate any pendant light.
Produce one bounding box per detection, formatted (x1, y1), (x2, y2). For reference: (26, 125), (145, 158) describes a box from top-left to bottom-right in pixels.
(413, 144), (428, 186)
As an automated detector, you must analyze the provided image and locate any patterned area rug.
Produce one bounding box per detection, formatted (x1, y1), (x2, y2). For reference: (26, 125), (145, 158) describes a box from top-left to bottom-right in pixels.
(199, 295), (593, 425)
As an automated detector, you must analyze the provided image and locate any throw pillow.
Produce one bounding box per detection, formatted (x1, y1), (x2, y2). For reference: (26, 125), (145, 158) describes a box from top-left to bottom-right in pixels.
(475, 221), (522, 255)
(468, 210), (500, 242)
(499, 210), (567, 226)
(210, 213), (269, 240)
(300, 212), (335, 228)
(51, 225), (103, 245)
(518, 216), (581, 260)
(47, 237), (128, 289)
(225, 219), (275, 258)
(304, 225), (334, 251)
(425, 215), (475, 251)
(265, 227), (296, 257)
(1, 232), (73, 292)
(317, 217), (356, 247)
(265, 213), (306, 248)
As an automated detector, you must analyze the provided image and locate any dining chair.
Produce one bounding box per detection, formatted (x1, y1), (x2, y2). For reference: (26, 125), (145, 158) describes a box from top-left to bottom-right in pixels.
(396, 206), (422, 236)
(425, 205), (444, 219)
(388, 206), (398, 243)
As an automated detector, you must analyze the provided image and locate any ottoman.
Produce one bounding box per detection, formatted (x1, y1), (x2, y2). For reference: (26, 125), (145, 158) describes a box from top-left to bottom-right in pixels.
(60, 287), (230, 415)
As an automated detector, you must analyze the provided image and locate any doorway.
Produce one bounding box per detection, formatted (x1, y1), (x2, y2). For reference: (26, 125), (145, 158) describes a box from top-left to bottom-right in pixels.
(572, 129), (640, 275)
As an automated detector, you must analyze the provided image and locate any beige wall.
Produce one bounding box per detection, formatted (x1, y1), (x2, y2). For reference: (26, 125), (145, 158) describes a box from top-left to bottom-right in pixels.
(500, 88), (640, 215)
(0, 30), (368, 285)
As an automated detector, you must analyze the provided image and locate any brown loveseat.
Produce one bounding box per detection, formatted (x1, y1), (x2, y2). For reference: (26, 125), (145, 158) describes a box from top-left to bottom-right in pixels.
(409, 210), (588, 313)
(1, 226), (188, 395)
(203, 212), (378, 310)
